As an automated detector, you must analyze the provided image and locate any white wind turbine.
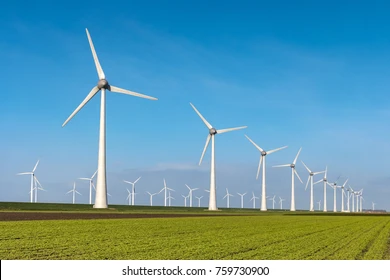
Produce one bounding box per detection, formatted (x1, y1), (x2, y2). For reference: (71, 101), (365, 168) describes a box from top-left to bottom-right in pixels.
(17, 159), (40, 203)
(279, 196), (285, 210)
(223, 188), (234, 208)
(190, 103), (247, 211)
(317, 200), (321, 211)
(146, 191), (159, 206)
(313, 166), (330, 212)
(350, 186), (355, 212)
(273, 147), (302, 211)
(123, 176), (141, 206)
(372, 202), (376, 211)
(346, 186), (352, 212)
(245, 135), (287, 211)
(62, 29), (157, 209)
(196, 196), (203, 207)
(237, 192), (247, 209)
(160, 179), (175, 207)
(328, 176), (342, 212)
(185, 184), (199, 207)
(67, 182), (81, 204)
(250, 192), (259, 209)
(182, 194), (190, 207)
(79, 169), (98, 205)
(32, 176), (45, 203)
(268, 195), (276, 210)
(126, 189), (132, 205)
(358, 189), (364, 212)
(167, 191), (174, 207)
(302, 161), (325, 212)
(338, 178), (349, 212)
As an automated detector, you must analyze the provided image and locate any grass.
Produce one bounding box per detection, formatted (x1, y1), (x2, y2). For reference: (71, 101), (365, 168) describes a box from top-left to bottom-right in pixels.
(1, 202), (390, 260)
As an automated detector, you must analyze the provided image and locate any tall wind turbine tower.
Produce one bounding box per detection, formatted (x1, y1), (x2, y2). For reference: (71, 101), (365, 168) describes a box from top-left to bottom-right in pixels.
(273, 147), (302, 211)
(302, 161), (325, 211)
(338, 178), (349, 212)
(160, 179), (175, 207)
(237, 192), (247, 209)
(245, 135), (287, 211)
(123, 177), (141, 206)
(17, 160), (40, 203)
(79, 169), (98, 205)
(223, 188), (234, 208)
(185, 184), (199, 207)
(62, 29), (157, 209)
(250, 192), (259, 209)
(314, 166), (330, 212)
(190, 103), (246, 211)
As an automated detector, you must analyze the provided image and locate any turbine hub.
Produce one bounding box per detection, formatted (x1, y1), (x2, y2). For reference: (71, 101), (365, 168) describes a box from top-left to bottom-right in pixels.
(261, 151), (267, 156)
(209, 128), (217, 135)
(310, 172), (314, 176)
(324, 178), (327, 182)
(97, 79), (109, 89)
(291, 164), (295, 168)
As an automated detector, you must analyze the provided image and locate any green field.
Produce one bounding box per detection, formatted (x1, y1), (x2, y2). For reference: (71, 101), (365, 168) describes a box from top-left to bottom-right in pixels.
(1, 202), (390, 260)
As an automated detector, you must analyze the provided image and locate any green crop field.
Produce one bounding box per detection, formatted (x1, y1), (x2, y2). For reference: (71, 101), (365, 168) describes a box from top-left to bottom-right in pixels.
(1, 202), (390, 260)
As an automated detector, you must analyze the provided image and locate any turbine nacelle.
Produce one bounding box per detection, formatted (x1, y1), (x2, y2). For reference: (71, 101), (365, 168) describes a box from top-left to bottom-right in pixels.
(261, 151), (267, 156)
(290, 163), (295, 168)
(97, 79), (109, 89)
(209, 128), (217, 135)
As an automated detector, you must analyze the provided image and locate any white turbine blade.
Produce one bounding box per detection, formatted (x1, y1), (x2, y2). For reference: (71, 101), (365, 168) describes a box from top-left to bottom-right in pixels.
(91, 169), (98, 179)
(134, 177), (141, 184)
(109, 85), (157, 101)
(256, 156), (263, 180)
(189, 103), (212, 129)
(85, 28), (105, 79)
(293, 147), (302, 165)
(79, 178), (90, 180)
(267, 146), (288, 155)
(324, 166), (328, 178)
(343, 178), (349, 187)
(75, 191), (82, 195)
(185, 184), (191, 191)
(326, 182), (333, 188)
(244, 135), (263, 152)
(199, 134), (211, 165)
(216, 126), (247, 134)
(123, 180), (132, 184)
(32, 160), (40, 172)
(294, 169), (303, 183)
(314, 179), (323, 185)
(305, 176), (310, 190)
(146, 191), (152, 196)
(223, 194), (228, 199)
(167, 188), (175, 191)
(66, 190), (73, 194)
(127, 188), (131, 194)
(34, 177), (43, 189)
(92, 182), (96, 191)
(62, 86), (100, 127)
(17, 172), (32, 175)
(272, 164), (290, 168)
(301, 161), (312, 173)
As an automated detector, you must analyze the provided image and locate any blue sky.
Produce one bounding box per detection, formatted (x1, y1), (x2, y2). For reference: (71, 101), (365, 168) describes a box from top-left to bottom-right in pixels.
(1, 0), (389, 210)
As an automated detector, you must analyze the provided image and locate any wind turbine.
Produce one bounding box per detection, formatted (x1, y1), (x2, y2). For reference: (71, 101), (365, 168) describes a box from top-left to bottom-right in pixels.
(223, 188), (234, 208)
(338, 178), (349, 212)
(279, 196), (285, 210)
(302, 161), (325, 212)
(245, 135), (287, 211)
(250, 192), (259, 209)
(61, 29), (157, 209)
(328, 176), (342, 212)
(190, 103), (247, 211)
(346, 186), (352, 212)
(372, 202), (376, 211)
(185, 184), (199, 207)
(33, 176), (45, 203)
(66, 182), (81, 204)
(181, 194), (189, 207)
(17, 159), (40, 203)
(237, 192), (247, 209)
(79, 169), (98, 205)
(123, 176), (141, 206)
(273, 147), (302, 211)
(126, 189), (131, 205)
(358, 189), (364, 212)
(196, 196), (203, 207)
(160, 179), (175, 207)
(313, 166), (330, 212)
(317, 200), (321, 211)
(146, 191), (158, 206)
(268, 195), (276, 210)
(167, 191), (175, 207)
(350, 186), (355, 212)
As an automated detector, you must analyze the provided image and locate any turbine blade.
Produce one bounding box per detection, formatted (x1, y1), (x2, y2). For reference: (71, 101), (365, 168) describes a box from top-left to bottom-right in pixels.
(32, 160), (40, 172)
(244, 135), (263, 152)
(314, 179), (323, 185)
(267, 146), (288, 155)
(190, 103), (212, 129)
(343, 178), (349, 187)
(17, 172), (32, 175)
(256, 155), (263, 180)
(34, 177), (43, 189)
(85, 28), (105, 79)
(134, 177), (141, 184)
(324, 166), (328, 178)
(123, 180), (132, 184)
(62, 86), (100, 127)
(109, 85), (157, 100)
(217, 126), (247, 134)
(91, 169), (98, 179)
(78, 178), (90, 180)
(293, 147), (302, 164)
(294, 169), (303, 183)
(305, 176), (310, 190)
(199, 134), (211, 165)
(272, 164), (290, 168)
(75, 191), (82, 195)
(185, 184), (191, 191)
(313, 171), (325, 175)
(301, 161), (311, 173)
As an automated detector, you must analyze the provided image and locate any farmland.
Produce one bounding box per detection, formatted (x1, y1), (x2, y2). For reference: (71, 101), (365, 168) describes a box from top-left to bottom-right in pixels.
(1, 203), (389, 260)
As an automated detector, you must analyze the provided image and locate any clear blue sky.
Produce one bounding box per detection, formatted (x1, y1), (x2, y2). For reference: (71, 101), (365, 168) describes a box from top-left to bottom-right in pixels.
(1, 0), (389, 210)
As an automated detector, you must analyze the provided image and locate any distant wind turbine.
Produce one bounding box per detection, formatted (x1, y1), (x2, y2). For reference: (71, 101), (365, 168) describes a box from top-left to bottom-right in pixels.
(245, 135), (287, 211)
(273, 147), (302, 211)
(302, 161), (325, 212)
(67, 182), (81, 204)
(268, 195), (276, 210)
(17, 159), (40, 203)
(223, 188), (234, 208)
(317, 200), (321, 211)
(160, 179), (175, 207)
(237, 192), (247, 209)
(167, 191), (175, 207)
(79, 169), (98, 205)
(250, 192), (259, 209)
(190, 103), (247, 211)
(372, 202), (376, 211)
(146, 191), (158, 206)
(279, 196), (285, 210)
(181, 194), (189, 207)
(195, 196), (203, 207)
(61, 29), (157, 209)
(185, 184), (199, 207)
(123, 176), (141, 206)
(338, 178), (349, 212)
(313, 166), (330, 212)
